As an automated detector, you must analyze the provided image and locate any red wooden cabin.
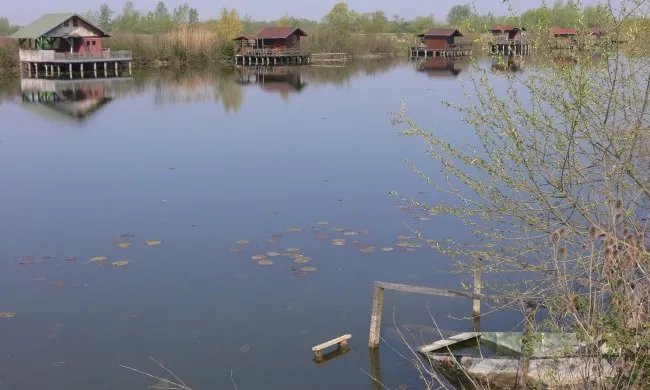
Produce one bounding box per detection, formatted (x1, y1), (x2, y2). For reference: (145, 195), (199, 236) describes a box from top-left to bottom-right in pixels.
(417, 28), (463, 50)
(490, 25), (525, 41)
(234, 27), (308, 52)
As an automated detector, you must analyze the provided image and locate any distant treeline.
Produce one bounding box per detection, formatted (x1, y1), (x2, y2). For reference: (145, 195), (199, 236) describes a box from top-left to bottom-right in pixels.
(0, 1), (615, 38)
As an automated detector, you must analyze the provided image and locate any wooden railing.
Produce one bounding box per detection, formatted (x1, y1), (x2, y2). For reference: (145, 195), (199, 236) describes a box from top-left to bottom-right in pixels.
(238, 48), (308, 57)
(18, 49), (132, 62)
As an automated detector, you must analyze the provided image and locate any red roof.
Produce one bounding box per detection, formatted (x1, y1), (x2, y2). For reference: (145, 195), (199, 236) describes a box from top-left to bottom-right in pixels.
(418, 28), (463, 38)
(590, 27), (602, 35)
(490, 25), (524, 32)
(552, 27), (578, 36)
(254, 27), (308, 40)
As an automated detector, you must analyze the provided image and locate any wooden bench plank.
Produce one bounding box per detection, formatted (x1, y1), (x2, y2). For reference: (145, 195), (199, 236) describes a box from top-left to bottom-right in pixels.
(418, 332), (480, 354)
(312, 334), (352, 352)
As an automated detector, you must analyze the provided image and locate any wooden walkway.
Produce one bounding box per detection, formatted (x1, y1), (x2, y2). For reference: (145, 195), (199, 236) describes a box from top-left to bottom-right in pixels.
(235, 49), (310, 66)
(409, 45), (472, 59)
(490, 40), (532, 55)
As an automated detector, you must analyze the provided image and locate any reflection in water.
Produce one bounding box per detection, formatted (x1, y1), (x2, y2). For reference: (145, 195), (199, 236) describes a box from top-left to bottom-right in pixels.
(20, 77), (134, 122)
(416, 58), (469, 78)
(491, 55), (522, 73)
(236, 67), (306, 102)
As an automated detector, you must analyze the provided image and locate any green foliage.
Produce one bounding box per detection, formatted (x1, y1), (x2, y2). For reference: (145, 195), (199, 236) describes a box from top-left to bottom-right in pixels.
(0, 17), (19, 36)
(447, 4), (474, 25)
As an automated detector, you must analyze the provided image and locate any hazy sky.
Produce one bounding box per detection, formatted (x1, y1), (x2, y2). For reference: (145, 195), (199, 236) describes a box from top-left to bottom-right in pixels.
(6, 0), (545, 25)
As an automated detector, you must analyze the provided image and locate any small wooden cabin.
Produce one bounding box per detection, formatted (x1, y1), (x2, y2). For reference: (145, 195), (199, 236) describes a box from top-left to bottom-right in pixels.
(490, 26), (525, 41)
(12, 13), (110, 54)
(234, 27), (308, 52)
(551, 27), (578, 45)
(417, 28), (463, 50)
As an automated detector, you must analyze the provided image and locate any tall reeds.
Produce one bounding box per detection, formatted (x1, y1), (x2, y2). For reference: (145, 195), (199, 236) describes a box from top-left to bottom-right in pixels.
(0, 37), (18, 73)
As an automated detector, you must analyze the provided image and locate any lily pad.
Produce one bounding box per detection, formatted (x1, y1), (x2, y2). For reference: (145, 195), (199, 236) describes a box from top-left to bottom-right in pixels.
(395, 241), (410, 247)
(237, 240), (250, 245)
(380, 247), (394, 252)
(90, 256), (107, 262)
(344, 231), (359, 236)
(51, 281), (64, 288)
(286, 227), (303, 232)
(266, 251), (282, 257)
(145, 240), (162, 246)
(112, 260), (129, 267)
(317, 221), (329, 225)
(331, 239), (346, 246)
(285, 248), (300, 252)
(294, 256), (312, 264)
(117, 242), (132, 248)
(360, 247), (376, 253)
(257, 260), (274, 265)
(230, 247), (244, 252)
(301, 267), (317, 272)
(251, 255), (267, 261)
(0, 312), (16, 318)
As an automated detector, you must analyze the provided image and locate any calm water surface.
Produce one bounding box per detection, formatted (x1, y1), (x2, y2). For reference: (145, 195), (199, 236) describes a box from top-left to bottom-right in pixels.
(0, 59), (523, 390)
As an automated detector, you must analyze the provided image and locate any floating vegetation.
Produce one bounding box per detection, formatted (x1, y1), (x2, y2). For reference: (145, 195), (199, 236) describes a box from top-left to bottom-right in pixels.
(19, 259), (34, 265)
(294, 256), (312, 264)
(286, 227), (303, 232)
(395, 242), (410, 247)
(301, 267), (317, 272)
(64, 257), (77, 262)
(120, 232), (136, 238)
(42, 255), (55, 260)
(380, 247), (394, 252)
(90, 256), (108, 262)
(408, 243), (422, 248)
(266, 239), (278, 244)
(51, 281), (64, 288)
(317, 221), (329, 225)
(145, 240), (162, 246)
(415, 216), (430, 221)
(397, 235), (411, 240)
(257, 260), (273, 266)
(331, 238), (346, 246)
(360, 246), (376, 253)
(404, 248), (417, 252)
(117, 242), (132, 248)
(285, 248), (300, 253)
(0, 312), (16, 319)
(230, 248), (244, 252)
(316, 234), (328, 240)
(251, 255), (267, 261)
(332, 227), (346, 232)
(266, 251), (282, 257)
(112, 260), (129, 267)
(343, 231), (359, 236)
(237, 240), (250, 245)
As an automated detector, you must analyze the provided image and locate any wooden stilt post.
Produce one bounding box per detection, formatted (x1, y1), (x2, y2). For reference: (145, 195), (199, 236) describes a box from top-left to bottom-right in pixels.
(80, 63), (84, 78)
(57, 65), (61, 77)
(28, 63), (32, 77)
(369, 348), (383, 390)
(44, 64), (48, 77)
(115, 61), (118, 76)
(93, 62), (97, 77)
(128, 62), (132, 76)
(69, 63), (72, 79)
(517, 303), (536, 390)
(473, 257), (482, 332)
(368, 282), (384, 348)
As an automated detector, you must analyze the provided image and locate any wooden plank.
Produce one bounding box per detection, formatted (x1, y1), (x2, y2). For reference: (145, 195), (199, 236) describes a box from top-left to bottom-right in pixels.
(312, 334), (351, 352)
(368, 284), (384, 348)
(418, 332), (481, 354)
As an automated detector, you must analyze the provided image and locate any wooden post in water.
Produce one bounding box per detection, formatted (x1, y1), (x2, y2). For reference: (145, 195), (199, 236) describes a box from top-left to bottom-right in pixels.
(93, 62), (97, 78)
(57, 65), (61, 77)
(369, 347), (383, 390)
(517, 303), (537, 390)
(473, 257), (482, 332)
(129, 62), (132, 76)
(80, 63), (84, 78)
(114, 61), (118, 76)
(368, 282), (384, 348)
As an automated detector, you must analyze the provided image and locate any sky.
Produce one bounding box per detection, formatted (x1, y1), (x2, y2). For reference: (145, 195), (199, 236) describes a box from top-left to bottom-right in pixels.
(5, 0), (545, 25)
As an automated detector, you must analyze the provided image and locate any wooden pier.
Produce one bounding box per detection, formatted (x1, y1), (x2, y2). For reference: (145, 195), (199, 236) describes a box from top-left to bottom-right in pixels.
(409, 44), (472, 59)
(490, 40), (532, 55)
(235, 48), (310, 66)
(19, 49), (132, 79)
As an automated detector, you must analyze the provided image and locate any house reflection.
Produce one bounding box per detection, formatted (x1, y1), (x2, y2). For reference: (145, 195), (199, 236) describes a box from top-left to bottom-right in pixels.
(20, 77), (133, 121)
(416, 57), (468, 78)
(491, 55), (522, 73)
(235, 67), (306, 97)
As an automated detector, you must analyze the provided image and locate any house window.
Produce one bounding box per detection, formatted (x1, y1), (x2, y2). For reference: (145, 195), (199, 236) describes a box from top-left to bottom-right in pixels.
(91, 41), (96, 46)
(73, 19), (78, 27)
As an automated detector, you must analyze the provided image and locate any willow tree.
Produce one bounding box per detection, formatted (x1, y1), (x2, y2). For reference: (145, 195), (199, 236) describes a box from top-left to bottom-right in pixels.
(394, 0), (650, 388)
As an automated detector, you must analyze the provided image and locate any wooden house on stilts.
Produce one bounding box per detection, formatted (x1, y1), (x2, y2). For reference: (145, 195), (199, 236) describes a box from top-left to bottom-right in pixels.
(234, 27), (311, 66)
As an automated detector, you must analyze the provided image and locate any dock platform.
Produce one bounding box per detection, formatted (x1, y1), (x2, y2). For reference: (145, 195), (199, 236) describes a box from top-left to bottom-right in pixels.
(235, 49), (311, 66)
(19, 49), (133, 79)
(409, 45), (472, 59)
(490, 41), (531, 55)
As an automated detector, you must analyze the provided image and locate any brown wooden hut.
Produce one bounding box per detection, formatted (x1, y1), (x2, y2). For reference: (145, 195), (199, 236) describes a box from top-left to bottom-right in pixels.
(417, 28), (463, 50)
(234, 27), (308, 52)
(489, 25), (525, 41)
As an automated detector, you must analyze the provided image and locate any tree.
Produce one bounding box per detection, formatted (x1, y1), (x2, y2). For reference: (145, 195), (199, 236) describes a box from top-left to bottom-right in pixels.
(0, 17), (16, 35)
(447, 4), (473, 25)
(188, 8), (199, 24)
(394, 2), (650, 387)
(213, 8), (242, 41)
(323, 2), (355, 31)
(97, 4), (114, 30)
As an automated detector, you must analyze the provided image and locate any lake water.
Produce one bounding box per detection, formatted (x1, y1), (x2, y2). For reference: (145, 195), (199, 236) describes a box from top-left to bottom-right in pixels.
(0, 58), (525, 390)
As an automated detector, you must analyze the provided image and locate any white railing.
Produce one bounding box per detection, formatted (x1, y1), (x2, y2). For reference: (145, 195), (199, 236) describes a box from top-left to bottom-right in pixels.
(18, 49), (132, 62)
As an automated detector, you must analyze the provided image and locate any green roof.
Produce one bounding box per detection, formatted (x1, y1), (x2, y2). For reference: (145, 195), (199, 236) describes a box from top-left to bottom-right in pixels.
(11, 13), (110, 39)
